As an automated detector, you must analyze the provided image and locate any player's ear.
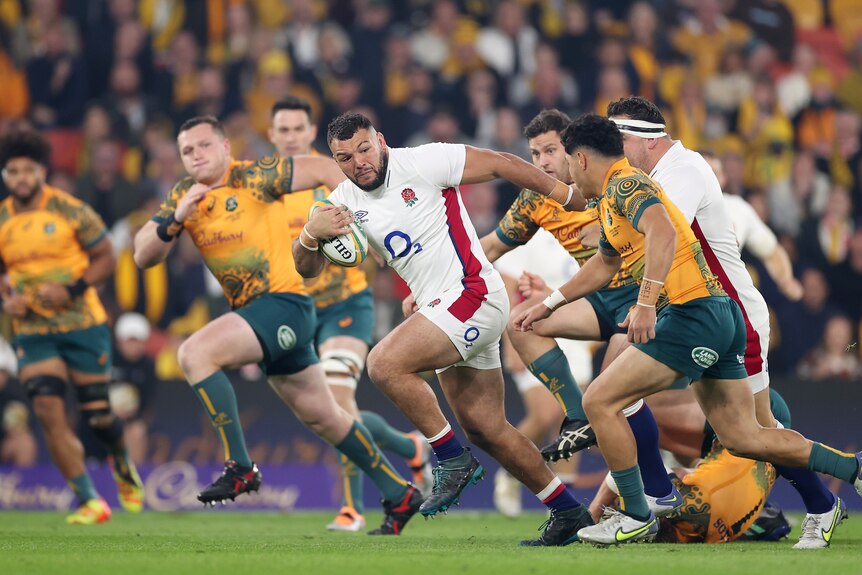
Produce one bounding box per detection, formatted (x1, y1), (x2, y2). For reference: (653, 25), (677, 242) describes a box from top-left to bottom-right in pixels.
(377, 131), (387, 149)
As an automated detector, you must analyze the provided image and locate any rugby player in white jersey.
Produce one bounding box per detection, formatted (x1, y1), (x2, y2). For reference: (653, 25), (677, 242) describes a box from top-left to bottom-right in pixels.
(608, 96), (847, 549)
(701, 151), (803, 302)
(293, 112), (595, 546)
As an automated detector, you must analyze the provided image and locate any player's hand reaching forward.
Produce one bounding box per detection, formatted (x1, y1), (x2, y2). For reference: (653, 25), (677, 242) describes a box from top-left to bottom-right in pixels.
(517, 271), (550, 300)
(307, 204), (353, 240)
(512, 302), (552, 332)
(175, 183), (211, 223)
(619, 304), (657, 344)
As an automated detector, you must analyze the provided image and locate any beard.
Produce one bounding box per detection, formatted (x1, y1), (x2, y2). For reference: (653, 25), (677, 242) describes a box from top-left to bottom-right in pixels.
(353, 147), (389, 191)
(12, 182), (41, 205)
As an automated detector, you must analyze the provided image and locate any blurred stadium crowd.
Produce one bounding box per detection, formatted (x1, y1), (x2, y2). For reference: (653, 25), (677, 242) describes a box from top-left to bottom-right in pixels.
(0, 0), (861, 465)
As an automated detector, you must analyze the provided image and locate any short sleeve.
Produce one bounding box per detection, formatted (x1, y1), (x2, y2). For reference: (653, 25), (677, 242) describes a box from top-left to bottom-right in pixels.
(75, 202), (108, 249)
(612, 175), (663, 231)
(242, 156), (294, 201)
(495, 190), (542, 246)
(152, 179), (191, 224)
(412, 143), (467, 188)
(736, 197), (777, 258)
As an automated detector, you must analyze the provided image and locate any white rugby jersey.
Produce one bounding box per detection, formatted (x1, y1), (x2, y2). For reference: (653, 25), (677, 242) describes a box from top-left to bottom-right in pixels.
(649, 142), (769, 371)
(723, 193), (778, 259)
(328, 143), (505, 319)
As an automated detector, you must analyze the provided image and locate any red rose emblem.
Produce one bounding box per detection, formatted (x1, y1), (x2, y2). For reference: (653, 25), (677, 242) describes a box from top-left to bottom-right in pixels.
(402, 188), (416, 201)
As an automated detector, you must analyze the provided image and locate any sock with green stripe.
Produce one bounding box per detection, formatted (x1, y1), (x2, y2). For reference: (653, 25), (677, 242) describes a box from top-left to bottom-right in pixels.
(360, 410), (417, 459)
(68, 472), (100, 505)
(335, 420), (409, 502)
(808, 442), (860, 483)
(192, 371), (252, 468)
(611, 465), (651, 521)
(527, 346), (586, 420)
(337, 452), (365, 513)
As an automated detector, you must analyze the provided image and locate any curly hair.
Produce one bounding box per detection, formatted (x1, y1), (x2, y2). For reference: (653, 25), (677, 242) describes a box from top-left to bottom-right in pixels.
(560, 114), (624, 157)
(0, 130), (52, 168)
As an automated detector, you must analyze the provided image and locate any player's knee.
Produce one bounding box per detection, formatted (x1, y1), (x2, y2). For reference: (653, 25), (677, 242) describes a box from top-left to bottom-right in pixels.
(26, 376), (67, 427)
(176, 339), (196, 376)
(322, 350), (364, 390)
(582, 388), (601, 420)
(366, 346), (395, 386)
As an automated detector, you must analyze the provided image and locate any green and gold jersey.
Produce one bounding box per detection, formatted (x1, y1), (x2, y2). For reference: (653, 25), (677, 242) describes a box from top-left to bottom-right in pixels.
(0, 185), (108, 335)
(495, 189), (634, 288)
(154, 157), (306, 309)
(598, 158), (725, 311)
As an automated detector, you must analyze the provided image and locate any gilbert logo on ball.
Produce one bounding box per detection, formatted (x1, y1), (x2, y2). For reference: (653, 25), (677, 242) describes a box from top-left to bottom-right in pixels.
(308, 199), (368, 267)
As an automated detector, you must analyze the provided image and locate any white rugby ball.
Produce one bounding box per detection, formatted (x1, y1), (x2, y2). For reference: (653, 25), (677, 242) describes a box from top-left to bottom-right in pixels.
(308, 199), (368, 267)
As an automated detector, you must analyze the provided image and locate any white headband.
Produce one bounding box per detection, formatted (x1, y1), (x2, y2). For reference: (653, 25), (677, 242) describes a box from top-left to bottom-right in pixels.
(610, 117), (667, 139)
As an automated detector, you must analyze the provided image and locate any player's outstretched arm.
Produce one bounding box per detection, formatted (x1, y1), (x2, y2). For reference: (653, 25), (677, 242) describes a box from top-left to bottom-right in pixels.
(290, 155), (347, 193)
(513, 250), (620, 332)
(292, 203), (354, 278)
(461, 146), (587, 211)
(761, 242), (803, 301)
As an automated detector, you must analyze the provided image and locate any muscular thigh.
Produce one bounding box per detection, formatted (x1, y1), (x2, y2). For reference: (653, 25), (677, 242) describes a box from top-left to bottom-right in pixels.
(532, 298), (602, 341)
(371, 312), (464, 374)
(185, 313), (266, 370)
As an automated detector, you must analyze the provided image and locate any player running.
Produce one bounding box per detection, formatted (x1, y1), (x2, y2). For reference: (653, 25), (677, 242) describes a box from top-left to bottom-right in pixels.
(294, 112), (595, 546)
(0, 130), (143, 524)
(134, 116), (422, 535)
(270, 97), (431, 531)
(514, 114), (862, 546)
(609, 96), (844, 549)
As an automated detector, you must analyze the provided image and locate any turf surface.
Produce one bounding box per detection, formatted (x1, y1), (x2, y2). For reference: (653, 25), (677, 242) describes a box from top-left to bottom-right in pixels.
(2, 510), (860, 575)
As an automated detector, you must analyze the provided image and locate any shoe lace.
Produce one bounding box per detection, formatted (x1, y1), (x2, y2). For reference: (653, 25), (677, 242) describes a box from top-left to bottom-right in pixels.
(799, 515), (819, 539)
(536, 512), (556, 533)
(431, 465), (458, 492)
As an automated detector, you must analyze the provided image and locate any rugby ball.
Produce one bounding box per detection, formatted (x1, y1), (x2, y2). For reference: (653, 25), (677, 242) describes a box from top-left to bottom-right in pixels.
(308, 199), (368, 267)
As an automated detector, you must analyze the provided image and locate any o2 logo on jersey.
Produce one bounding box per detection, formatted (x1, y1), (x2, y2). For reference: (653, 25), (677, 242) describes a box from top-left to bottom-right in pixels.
(464, 327), (480, 349)
(384, 230), (423, 260)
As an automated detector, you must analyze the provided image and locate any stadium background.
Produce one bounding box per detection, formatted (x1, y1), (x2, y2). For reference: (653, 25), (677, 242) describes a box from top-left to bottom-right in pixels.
(0, 0), (860, 512)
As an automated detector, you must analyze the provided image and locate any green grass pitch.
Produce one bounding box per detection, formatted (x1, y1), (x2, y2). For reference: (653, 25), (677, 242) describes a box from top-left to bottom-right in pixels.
(2, 510), (860, 575)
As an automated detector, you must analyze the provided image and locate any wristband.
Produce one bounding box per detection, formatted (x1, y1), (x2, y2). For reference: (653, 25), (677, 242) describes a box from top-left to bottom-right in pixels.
(156, 213), (182, 243)
(550, 181), (570, 206)
(302, 225), (317, 241)
(563, 185), (574, 207)
(298, 233), (319, 251)
(67, 278), (88, 298)
(635, 302), (655, 309)
(542, 289), (567, 311)
(637, 277), (663, 307)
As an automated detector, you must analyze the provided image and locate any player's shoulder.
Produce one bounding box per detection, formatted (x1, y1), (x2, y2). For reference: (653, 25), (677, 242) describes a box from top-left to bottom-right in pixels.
(607, 167), (660, 198)
(43, 185), (91, 215)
